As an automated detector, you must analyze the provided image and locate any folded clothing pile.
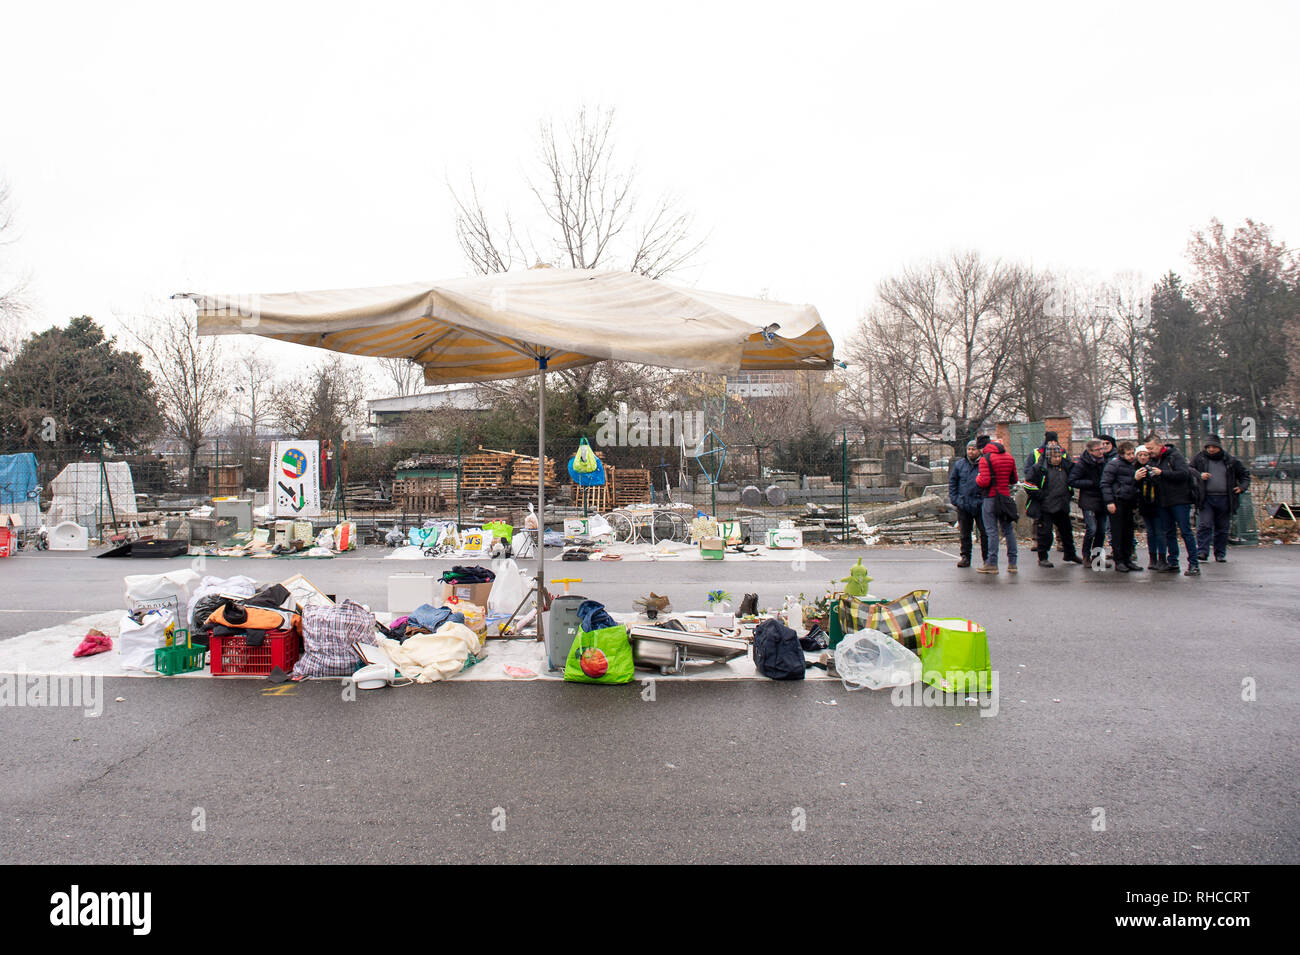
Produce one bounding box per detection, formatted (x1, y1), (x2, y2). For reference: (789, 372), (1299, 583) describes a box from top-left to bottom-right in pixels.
(440, 565), (495, 585)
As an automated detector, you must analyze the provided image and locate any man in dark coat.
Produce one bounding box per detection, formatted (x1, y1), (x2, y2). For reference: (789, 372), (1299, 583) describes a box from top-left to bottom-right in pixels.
(948, 440), (988, 568)
(1101, 441), (1143, 572)
(1069, 439), (1111, 565)
(1190, 434), (1250, 563)
(1144, 432), (1199, 576)
(1024, 443), (1080, 567)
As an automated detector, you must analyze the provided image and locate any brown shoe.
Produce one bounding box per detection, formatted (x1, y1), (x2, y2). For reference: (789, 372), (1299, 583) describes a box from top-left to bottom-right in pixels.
(975, 564), (999, 575)
(1007, 564), (1018, 574)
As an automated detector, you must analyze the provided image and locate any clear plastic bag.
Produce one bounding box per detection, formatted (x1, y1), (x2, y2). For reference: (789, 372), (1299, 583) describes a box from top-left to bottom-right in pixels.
(487, 558), (531, 615)
(833, 629), (922, 691)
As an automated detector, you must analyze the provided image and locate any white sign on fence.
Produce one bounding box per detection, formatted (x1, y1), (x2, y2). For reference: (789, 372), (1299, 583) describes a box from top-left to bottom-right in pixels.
(269, 440), (321, 517)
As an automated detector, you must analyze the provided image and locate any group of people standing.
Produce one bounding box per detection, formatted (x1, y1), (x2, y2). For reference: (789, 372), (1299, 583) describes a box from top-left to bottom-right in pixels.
(947, 431), (1250, 577)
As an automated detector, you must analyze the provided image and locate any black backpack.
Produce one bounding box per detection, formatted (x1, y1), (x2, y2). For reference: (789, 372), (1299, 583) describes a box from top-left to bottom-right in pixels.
(752, 619), (806, 681)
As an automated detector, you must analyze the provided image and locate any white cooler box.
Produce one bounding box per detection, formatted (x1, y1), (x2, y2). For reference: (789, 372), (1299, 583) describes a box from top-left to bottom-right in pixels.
(388, 574), (439, 614)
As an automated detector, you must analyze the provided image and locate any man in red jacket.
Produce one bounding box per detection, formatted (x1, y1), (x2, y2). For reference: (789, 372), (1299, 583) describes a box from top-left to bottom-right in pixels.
(975, 439), (1020, 574)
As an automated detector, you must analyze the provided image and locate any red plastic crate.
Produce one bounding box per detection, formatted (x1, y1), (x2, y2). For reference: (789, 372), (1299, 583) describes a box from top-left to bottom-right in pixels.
(209, 627), (302, 676)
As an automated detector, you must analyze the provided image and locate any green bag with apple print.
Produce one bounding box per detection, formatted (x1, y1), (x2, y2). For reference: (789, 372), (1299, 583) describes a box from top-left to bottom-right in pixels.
(564, 623), (635, 685)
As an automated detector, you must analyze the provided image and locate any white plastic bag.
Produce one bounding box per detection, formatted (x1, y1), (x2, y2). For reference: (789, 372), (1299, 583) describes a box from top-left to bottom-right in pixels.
(833, 629), (922, 691)
(487, 558), (531, 615)
(123, 569), (201, 616)
(118, 609), (176, 671)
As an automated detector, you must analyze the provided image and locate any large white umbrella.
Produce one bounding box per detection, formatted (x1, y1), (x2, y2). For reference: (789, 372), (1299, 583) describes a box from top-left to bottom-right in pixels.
(180, 268), (836, 643)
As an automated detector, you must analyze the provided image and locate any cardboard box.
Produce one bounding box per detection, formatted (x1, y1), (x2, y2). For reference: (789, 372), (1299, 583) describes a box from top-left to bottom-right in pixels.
(765, 527), (803, 549)
(442, 581), (493, 607)
(700, 536), (725, 560)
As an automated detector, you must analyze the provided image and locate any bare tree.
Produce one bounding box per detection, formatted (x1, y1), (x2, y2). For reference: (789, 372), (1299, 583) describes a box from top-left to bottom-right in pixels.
(872, 251), (1014, 446)
(1054, 278), (1125, 434)
(229, 347), (276, 469)
(843, 309), (940, 459)
(1000, 266), (1068, 420)
(127, 305), (230, 490)
(0, 177), (29, 361)
(451, 105), (705, 281)
(270, 355), (369, 440)
(376, 357), (425, 397)
(450, 174), (527, 275)
(1101, 273), (1151, 437)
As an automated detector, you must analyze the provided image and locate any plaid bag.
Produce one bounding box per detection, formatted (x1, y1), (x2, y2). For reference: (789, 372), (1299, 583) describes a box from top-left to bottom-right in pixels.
(838, 590), (930, 650)
(293, 599), (377, 678)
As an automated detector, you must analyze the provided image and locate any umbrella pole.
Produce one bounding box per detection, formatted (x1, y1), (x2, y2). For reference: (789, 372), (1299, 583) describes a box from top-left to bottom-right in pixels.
(536, 358), (548, 644)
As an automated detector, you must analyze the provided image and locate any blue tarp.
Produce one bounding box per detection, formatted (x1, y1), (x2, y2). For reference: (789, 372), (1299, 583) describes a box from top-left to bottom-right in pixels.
(0, 453), (38, 508)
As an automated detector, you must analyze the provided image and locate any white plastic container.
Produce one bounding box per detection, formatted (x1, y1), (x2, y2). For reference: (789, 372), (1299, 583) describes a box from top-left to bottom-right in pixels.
(387, 574), (439, 615)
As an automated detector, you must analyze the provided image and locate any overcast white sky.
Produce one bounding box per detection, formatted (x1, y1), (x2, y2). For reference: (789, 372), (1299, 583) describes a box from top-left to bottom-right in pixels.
(2, 0), (1298, 370)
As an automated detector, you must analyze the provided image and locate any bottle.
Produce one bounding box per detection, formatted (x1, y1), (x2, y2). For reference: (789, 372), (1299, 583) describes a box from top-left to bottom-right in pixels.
(784, 594), (804, 636)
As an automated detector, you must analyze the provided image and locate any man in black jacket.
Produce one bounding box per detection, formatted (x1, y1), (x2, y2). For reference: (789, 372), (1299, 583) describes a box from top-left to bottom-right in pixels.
(1101, 441), (1143, 572)
(1069, 439), (1111, 566)
(948, 440), (988, 568)
(1144, 432), (1199, 576)
(1190, 435), (1250, 563)
(1025, 443), (1080, 567)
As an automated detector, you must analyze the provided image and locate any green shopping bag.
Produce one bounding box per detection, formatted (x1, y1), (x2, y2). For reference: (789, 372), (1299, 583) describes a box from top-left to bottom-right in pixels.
(563, 623), (635, 685)
(572, 437), (598, 474)
(917, 617), (991, 692)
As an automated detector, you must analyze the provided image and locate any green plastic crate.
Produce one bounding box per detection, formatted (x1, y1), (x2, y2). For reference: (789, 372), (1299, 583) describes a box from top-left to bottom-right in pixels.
(154, 643), (208, 676)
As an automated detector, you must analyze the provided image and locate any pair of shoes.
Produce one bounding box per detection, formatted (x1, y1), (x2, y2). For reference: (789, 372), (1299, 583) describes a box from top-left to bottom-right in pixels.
(1159, 562), (1180, 573)
(956, 557), (971, 568)
(1038, 559), (1054, 568)
(1125, 563), (1145, 573)
(1185, 565), (1201, 577)
(1115, 563), (1130, 573)
(1063, 555), (1083, 564)
(976, 563), (999, 575)
(1007, 565), (1018, 574)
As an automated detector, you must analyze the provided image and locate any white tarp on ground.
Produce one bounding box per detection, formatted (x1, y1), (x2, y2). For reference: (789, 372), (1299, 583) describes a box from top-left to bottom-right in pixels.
(384, 542), (828, 562)
(47, 462), (137, 528)
(0, 611), (834, 682)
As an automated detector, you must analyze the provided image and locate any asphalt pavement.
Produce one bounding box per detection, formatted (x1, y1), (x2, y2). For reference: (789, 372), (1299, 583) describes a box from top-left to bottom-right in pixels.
(1, 544), (1297, 863)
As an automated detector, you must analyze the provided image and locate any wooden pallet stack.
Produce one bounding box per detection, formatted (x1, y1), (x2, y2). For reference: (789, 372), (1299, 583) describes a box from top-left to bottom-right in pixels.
(613, 468), (651, 507)
(392, 476), (450, 512)
(510, 452), (557, 488)
(461, 451), (514, 489)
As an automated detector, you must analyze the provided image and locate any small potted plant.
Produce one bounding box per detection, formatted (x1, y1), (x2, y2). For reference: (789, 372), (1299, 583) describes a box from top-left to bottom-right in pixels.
(706, 589), (732, 614)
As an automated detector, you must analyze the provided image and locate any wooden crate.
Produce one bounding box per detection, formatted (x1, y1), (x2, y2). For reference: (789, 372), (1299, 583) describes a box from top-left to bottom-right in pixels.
(613, 468), (651, 507)
(574, 482), (613, 512)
